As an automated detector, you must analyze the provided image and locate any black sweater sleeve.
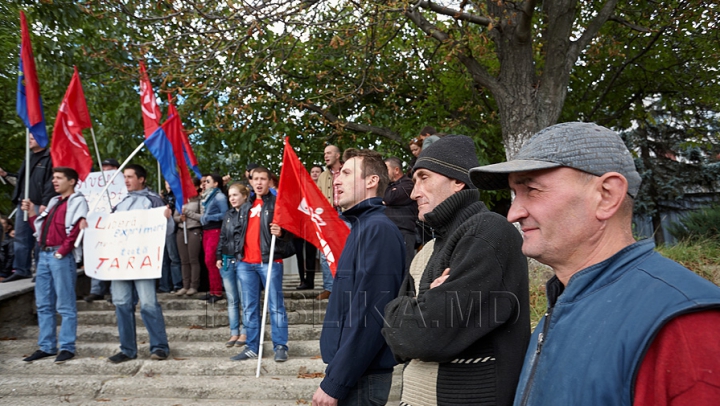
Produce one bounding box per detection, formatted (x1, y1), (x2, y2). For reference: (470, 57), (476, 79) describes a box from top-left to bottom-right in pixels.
(383, 215), (526, 363)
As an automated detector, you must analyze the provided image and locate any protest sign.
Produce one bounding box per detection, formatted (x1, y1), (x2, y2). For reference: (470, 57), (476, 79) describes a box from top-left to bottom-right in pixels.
(76, 170), (127, 212)
(84, 206), (167, 280)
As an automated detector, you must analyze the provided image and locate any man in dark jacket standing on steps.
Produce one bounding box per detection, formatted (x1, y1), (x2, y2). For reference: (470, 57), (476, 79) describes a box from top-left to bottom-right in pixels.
(0, 134), (56, 282)
(313, 149), (406, 406)
(382, 135), (530, 406)
(383, 156), (418, 270)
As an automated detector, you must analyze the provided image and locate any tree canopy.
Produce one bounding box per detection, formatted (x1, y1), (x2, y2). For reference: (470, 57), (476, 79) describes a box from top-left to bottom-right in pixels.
(1, 0), (718, 218)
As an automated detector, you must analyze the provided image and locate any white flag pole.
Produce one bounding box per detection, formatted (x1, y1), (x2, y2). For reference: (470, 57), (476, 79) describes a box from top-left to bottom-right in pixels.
(89, 126), (113, 208)
(183, 221), (188, 244)
(24, 128), (30, 221)
(74, 140), (146, 248)
(255, 234), (277, 378)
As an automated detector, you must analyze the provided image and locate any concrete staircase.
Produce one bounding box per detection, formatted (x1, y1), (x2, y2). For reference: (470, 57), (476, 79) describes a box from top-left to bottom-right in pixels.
(0, 273), (402, 405)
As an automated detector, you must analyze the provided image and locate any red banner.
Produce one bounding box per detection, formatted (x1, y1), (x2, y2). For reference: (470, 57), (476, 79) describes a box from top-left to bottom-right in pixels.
(273, 137), (349, 276)
(139, 61), (161, 138)
(51, 67), (92, 180)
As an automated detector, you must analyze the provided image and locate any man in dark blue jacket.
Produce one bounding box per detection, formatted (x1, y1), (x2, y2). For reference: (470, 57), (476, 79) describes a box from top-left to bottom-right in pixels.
(313, 149), (406, 406)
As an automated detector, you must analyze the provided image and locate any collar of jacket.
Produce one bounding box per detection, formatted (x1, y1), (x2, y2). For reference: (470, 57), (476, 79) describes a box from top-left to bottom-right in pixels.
(546, 239), (657, 307)
(250, 192), (274, 204)
(389, 175), (412, 187)
(340, 196), (384, 224)
(129, 187), (154, 198)
(422, 189), (485, 238)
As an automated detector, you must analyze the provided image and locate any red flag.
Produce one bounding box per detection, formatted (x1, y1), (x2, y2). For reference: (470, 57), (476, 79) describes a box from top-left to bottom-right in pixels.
(51, 67), (93, 180)
(168, 95), (201, 178)
(19, 11), (42, 127)
(273, 137), (350, 276)
(139, 61), (161, 138)
(163, 114), (198, 206)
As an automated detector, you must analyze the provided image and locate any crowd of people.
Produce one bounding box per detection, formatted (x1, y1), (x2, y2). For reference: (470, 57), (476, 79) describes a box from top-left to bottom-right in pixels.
(3, 122), (720, 405)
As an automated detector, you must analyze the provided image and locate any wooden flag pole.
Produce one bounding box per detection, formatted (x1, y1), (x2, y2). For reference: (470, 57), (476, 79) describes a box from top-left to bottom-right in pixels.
(75, 140), (146, 248)
(256, 235), (277, 378)
(89, 126), (113, 208)
(24, 129), (30, 221)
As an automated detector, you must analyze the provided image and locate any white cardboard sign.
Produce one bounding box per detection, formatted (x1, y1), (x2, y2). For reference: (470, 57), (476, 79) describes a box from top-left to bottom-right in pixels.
(84, 207), (167, 280)
(76, 171), (128, 213)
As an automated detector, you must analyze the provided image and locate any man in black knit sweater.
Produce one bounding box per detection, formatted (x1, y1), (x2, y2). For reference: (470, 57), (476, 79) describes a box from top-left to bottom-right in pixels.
(382, 135), (530, 406)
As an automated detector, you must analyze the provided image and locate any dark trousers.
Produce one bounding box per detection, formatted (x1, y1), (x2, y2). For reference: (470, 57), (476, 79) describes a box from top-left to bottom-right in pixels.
(12, 203), (37, 277)
(292, 238), (317, 285)
(339, 372), (393, 406)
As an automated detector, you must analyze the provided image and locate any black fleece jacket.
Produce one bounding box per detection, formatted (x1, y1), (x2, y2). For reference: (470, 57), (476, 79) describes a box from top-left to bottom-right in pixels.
(11, 148), (56, 206)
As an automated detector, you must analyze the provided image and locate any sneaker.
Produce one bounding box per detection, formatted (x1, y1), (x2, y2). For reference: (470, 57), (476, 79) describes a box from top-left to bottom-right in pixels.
(230, 347), (258, 361)
(108, 352), (136, 364)
(186, 288), (197, 296)
(274, 345), (288, 362)
(54, 350), (75, 364)
(150, 349), (168, 360)
(23, 350), (55, 362)
(84, 294), (104, 303)
(174, 288), (188, 296)
(207, 295), (223, 304)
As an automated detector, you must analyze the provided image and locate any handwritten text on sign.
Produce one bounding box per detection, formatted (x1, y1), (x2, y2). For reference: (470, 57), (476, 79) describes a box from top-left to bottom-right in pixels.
(76, 171), (128, 213)
(84, 207), (167, 280)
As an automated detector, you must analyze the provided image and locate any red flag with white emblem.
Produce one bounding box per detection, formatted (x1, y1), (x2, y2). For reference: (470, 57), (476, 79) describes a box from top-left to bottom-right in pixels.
(139, 61), (161, 138)
(50, 66), (93, 180)
(273, 137), (349, 276)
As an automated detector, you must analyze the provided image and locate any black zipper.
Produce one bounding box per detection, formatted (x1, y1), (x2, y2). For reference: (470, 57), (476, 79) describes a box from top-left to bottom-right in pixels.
(520, 305), (554, 406)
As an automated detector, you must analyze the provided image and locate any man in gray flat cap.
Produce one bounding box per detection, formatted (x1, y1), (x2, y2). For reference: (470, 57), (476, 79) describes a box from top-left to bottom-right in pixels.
(382, 135), (530, 406)
(470, 121), (720, 406)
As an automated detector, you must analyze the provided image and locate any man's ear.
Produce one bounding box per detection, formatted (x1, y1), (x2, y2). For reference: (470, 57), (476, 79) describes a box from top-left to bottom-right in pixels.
(365, 174), (379, 190)
(596, 172), (628, 221)
(452, 179), (466, 192)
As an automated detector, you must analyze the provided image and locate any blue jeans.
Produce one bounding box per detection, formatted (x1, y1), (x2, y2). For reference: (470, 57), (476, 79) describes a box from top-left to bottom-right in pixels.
(12, 203), (37, 277)
(35, 251), (77, 354)
(320, 254), (333, 292)
(220, 258), (247, 337)
(339, 372), (392, 406)
(90, 277), (110, 296)
(237, 261), (288, 353)
(111, 278), (169, 358)
(160, 232), (182, 292)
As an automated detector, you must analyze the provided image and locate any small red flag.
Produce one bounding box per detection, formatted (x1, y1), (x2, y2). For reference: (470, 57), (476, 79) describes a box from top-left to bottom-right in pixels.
(168, 95), (201, 178)
(19, 11), (42, 127)
(163, 113), (198, 206)
(139, 61), (161, 138)
(273, 137), (349, 276)
(51, 67), (93, 180)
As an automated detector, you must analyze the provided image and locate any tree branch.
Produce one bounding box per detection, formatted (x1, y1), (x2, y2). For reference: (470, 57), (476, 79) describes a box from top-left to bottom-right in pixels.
(608, 15), (651, 33)
(403, 8), (501, 95)
(259, 82), (402, 143)
(568, 0), (619, 64)
(515, 0), (537, 43)
(588, 27), (667, 120)
(415, 1), (492, 26)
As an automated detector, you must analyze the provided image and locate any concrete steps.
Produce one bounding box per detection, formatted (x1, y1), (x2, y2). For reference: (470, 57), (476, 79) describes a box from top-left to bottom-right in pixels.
(0, 272), (402, 404)
(5, 324), (323, 342)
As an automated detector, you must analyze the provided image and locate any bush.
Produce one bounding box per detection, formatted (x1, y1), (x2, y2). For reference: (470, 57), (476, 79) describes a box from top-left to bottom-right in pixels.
(667, 205), (720, 242)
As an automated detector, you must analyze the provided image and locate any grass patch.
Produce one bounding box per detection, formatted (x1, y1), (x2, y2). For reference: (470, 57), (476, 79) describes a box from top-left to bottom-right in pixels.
(526, 239), (720, 327)
(656, 238), (720, 286)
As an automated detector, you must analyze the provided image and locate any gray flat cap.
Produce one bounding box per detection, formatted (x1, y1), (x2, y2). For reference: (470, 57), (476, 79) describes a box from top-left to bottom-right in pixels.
(469, 122), (642, 198)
